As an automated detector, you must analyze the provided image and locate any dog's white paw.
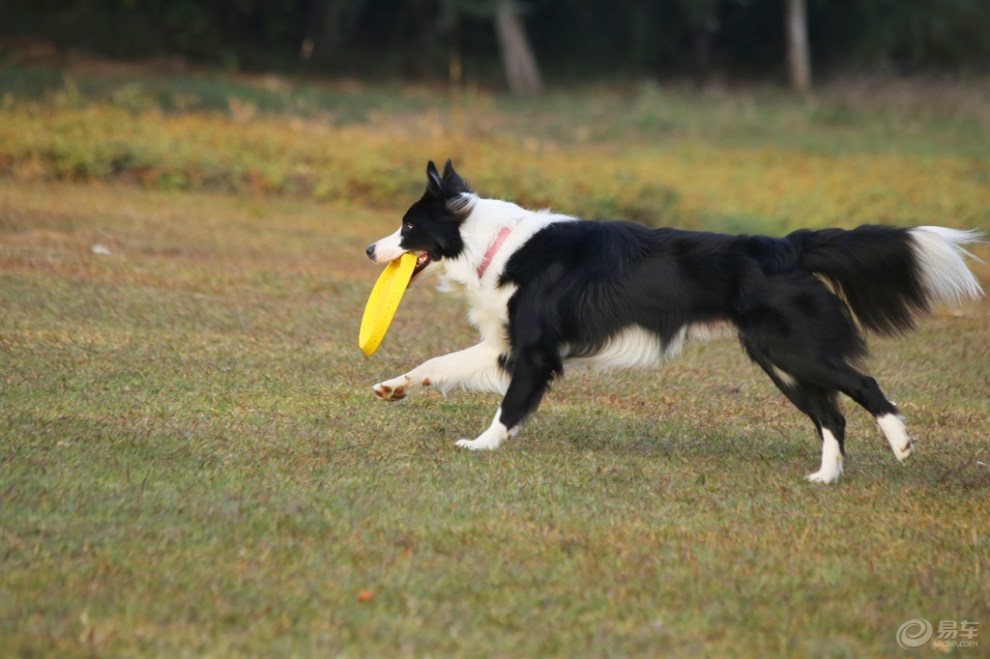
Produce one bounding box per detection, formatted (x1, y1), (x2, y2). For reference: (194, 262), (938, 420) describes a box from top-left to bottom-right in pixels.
(455, 413), (516, 451)
(455, 436), (501, 451)
(805, 469), (842, 484)
(806, 428), (843, 484)
(877, 414), (913, 463)
(455, 423), (510, 450)
(892, 439), (914, 463)
(372, 375), (412, 402)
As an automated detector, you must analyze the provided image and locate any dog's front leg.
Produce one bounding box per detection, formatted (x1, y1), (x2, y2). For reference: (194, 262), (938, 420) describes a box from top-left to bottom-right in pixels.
(373, 341), (507, 401)
(456, 341), (561, 450)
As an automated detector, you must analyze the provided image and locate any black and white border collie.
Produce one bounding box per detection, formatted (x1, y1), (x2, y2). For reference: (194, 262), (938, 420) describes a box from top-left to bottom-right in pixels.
(366, 160), (983, 483)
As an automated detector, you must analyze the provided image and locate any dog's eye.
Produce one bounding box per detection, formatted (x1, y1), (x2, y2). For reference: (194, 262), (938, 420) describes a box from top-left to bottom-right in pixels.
(403, 222), (414, 232)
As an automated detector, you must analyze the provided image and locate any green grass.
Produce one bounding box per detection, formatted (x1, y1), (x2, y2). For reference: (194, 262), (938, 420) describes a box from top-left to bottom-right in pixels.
(2, 66), (989, 657)
(2, 66), (989, 230)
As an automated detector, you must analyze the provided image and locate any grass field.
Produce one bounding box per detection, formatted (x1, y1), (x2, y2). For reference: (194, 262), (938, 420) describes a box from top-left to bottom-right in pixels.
(2, 66), (989, 657)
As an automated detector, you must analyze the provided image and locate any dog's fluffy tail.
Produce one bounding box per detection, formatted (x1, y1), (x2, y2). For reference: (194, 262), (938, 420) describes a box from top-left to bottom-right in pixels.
(788, 225), (984, 335)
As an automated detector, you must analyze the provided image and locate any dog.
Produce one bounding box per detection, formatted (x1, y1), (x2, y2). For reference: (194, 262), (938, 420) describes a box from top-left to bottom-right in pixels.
(365, 160), (983, 483)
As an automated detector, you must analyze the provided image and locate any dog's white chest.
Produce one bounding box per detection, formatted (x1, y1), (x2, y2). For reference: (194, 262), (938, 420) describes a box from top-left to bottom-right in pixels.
(465, 284), (516, 348)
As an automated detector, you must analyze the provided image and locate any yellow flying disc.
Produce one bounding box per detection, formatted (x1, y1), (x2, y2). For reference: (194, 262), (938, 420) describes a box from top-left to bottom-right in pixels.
(359, 252), (418, 356)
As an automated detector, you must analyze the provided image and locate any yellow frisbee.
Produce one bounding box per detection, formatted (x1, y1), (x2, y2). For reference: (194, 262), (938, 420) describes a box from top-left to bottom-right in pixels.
(359, 252), (418, 356)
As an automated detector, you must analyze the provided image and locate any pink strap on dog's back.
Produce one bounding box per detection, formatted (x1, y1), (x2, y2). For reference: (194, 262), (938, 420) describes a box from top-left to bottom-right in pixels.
(477, 226), (513, 279)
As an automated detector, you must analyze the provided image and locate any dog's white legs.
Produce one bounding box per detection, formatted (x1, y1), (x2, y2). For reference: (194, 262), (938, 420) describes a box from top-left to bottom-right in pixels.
(877, 413), (913, 462)
(373, 342), (508, 401)
(806, 428), (844, 484)
(455, 408), (518, 450)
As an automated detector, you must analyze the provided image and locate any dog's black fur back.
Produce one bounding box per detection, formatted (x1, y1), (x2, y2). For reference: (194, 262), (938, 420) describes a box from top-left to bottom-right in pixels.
(501, 223), (920, 371)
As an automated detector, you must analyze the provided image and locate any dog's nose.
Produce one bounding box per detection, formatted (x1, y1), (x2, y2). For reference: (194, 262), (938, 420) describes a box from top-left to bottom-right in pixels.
(365, 244), (376, 261)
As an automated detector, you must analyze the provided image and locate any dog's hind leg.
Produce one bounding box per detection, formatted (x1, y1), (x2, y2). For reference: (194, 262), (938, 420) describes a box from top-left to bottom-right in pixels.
(455, 341), (561, 451)
(816, 365), (912, 462)
(764, 354), (912, 473)
(773, 350), (910, 462)
(373, 341), (508, 401)
(800, 391), (847, 484)
(760, 364), (848, 483)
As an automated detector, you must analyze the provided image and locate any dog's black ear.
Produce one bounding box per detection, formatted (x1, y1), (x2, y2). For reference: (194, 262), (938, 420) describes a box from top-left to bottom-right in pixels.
(441, 158), (471, 196)
(426, 160), (443, 198)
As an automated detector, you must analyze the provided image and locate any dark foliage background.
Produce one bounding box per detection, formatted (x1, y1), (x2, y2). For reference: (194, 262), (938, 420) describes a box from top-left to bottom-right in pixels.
(3, 0), (988, 82)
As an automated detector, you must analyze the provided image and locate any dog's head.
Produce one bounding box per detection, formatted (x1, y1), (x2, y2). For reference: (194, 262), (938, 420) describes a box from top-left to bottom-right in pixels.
(365, 159), (474, 282)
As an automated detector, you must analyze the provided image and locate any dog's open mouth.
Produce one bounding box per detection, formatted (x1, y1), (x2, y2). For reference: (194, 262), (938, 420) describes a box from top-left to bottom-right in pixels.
(409, 251), (431, 286)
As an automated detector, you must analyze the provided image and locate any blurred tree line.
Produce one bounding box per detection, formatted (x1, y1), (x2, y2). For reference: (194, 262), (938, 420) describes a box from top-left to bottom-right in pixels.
(3, 0), (988, 91)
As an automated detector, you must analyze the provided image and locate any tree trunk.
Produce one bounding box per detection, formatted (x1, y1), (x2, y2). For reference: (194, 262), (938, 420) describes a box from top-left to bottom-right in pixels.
(786, 0), (811, 92)
(494, 0), (542, 96)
